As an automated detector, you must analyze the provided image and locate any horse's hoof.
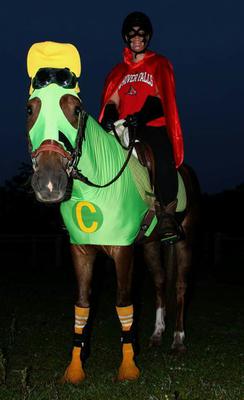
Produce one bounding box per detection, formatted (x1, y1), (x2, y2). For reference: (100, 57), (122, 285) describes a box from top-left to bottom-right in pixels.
(149, 336), (162, 347)
(170, 344), (187, 355)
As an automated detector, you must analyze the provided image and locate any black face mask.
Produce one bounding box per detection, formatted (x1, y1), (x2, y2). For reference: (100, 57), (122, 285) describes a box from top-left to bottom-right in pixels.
(125, 27), (149, 54)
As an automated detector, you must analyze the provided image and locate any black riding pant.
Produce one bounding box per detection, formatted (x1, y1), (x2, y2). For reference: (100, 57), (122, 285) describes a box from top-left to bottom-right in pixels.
(136, 125), (178, 206)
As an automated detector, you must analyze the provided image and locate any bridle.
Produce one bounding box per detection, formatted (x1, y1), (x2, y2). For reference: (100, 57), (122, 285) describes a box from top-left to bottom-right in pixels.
(31, 140), (73, 160)
(30, 109), (87, 176)
(29, 109), (136, 189)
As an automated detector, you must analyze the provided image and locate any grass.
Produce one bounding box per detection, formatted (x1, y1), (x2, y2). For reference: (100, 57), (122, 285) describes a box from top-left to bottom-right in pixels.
(0, 257), (243, 400)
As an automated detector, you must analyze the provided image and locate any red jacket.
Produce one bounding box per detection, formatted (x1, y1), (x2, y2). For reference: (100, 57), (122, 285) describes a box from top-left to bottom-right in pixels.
(99, 48), (184, 168)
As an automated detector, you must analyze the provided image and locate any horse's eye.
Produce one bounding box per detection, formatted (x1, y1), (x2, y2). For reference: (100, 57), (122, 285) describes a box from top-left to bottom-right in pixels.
(74, 106), (81, 116)
(27, 106), (33, 116)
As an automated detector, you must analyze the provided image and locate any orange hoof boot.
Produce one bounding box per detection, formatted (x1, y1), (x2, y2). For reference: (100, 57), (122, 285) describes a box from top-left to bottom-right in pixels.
(117, 343), (140, 382)
(60, 347), (85, 384)
(117, 359), (140, 382)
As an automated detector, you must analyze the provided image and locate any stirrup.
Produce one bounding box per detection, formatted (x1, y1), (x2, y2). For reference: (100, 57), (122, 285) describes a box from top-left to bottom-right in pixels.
(157, 213), (182, 245)
(160, 224), (184, 245)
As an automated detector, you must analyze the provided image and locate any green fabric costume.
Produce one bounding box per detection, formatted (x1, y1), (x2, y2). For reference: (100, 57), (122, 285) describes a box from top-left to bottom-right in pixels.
(29, 84), (185, 245)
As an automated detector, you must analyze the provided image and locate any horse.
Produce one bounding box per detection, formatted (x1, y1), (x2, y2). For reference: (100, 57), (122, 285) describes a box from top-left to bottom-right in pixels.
(26, 83), (200, 384)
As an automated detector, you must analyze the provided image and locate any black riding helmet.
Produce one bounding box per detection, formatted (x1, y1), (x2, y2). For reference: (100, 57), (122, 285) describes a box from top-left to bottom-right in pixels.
(122, 11), (153, 52)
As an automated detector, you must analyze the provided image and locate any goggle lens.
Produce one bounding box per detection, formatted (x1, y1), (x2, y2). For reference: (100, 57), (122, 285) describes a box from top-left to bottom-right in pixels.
(32, 68), (77, 89)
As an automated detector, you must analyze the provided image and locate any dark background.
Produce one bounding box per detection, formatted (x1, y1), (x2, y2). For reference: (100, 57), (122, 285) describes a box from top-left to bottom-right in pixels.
(0, 7), (243, 396)
(1, 0), (243, 194)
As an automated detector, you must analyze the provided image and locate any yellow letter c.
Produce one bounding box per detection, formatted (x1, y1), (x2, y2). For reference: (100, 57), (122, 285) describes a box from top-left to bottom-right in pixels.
(76, 201), (98, 233)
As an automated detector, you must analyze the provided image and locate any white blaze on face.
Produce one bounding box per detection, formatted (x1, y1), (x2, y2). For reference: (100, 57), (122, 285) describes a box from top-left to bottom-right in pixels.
(47, 180), (54, 192)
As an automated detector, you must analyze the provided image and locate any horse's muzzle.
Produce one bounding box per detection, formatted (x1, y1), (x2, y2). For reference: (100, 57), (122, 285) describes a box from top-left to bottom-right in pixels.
(31, 170), (69, 203)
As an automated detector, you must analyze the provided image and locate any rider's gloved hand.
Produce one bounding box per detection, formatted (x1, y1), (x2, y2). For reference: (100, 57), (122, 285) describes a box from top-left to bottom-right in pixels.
(100, 103), (119, 132)
(124, 112), (141, 128)
(125, 96), (164, 128)
(101, 119), (116, 132)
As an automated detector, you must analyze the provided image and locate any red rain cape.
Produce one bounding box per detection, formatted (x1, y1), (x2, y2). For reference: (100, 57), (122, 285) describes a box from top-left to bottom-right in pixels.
(99, 48), (184, 168)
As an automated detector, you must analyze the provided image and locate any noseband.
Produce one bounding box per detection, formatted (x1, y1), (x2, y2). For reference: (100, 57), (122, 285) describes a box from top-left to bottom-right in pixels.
(31, 139), (73, 160)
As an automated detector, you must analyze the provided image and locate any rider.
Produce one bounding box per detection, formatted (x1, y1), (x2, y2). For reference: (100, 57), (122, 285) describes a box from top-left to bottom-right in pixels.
(99, 11), (184, 242)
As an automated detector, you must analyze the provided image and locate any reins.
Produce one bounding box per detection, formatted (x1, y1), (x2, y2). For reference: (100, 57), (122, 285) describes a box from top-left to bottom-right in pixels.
(30, 108), (136, 189)
(71, 123), (136, 188)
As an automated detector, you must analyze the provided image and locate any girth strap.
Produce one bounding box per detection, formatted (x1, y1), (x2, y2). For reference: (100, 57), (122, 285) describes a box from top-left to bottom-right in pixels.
(135, 208), (156, 243)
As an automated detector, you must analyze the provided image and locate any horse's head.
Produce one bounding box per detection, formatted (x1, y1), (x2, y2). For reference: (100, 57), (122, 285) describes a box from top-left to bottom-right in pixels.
(27, 83), (84, 203)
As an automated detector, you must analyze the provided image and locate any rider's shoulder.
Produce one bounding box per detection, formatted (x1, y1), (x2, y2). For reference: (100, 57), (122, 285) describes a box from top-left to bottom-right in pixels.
(153, 52), (172, 67)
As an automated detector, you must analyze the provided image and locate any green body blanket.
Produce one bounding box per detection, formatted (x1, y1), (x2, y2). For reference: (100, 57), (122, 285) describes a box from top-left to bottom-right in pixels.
(29, 85), (186, 246)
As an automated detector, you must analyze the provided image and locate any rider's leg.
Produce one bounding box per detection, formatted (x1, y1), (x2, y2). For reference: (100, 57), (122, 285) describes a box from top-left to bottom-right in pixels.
(137, 126), (180, 242)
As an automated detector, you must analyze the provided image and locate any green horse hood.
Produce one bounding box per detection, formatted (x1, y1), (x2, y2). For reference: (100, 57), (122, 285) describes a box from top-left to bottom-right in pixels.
(29, 84), (80, 151)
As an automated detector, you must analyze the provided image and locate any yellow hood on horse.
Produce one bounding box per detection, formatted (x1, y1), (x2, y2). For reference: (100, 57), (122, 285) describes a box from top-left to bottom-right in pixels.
(27, 41), (81, 94)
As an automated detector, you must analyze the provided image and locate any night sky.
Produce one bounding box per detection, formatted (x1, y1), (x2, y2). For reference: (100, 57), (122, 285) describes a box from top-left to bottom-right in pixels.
(1, 1), (243, 194)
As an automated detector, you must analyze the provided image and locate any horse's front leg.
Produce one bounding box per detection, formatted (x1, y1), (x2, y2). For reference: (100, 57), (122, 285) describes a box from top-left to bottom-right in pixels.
(143, 241), (166, 347)
(110, 245), (140, 382)
(62, 245), (97, 384)
(171, 239), (191, 353)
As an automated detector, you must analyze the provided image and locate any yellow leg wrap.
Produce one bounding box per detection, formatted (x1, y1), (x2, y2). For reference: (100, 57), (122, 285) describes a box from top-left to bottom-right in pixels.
(61, 346), (85, 384)
(117, 343), (140, 382)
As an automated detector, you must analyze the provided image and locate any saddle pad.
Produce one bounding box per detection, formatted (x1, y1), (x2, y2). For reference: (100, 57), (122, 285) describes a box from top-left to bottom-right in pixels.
(128, 156), (186, 212)
(176, 171), (187, 212)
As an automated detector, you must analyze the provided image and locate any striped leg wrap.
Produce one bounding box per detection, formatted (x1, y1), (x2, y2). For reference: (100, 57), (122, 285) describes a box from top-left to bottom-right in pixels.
(73, 306), (90, 357)
(116, 305), (133, 331)
(116, 305), (140, 381)
(116, 305), (135, 345)
(74, 305), (89, 334)
(62, 306), (90, 384)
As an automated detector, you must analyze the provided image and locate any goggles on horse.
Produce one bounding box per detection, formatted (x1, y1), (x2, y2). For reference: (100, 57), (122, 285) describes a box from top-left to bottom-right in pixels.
(32, 67), (77, 90)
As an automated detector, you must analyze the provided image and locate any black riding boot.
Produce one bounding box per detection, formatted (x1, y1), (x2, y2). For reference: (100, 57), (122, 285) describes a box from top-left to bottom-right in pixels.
(156, 199), (180, 244)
